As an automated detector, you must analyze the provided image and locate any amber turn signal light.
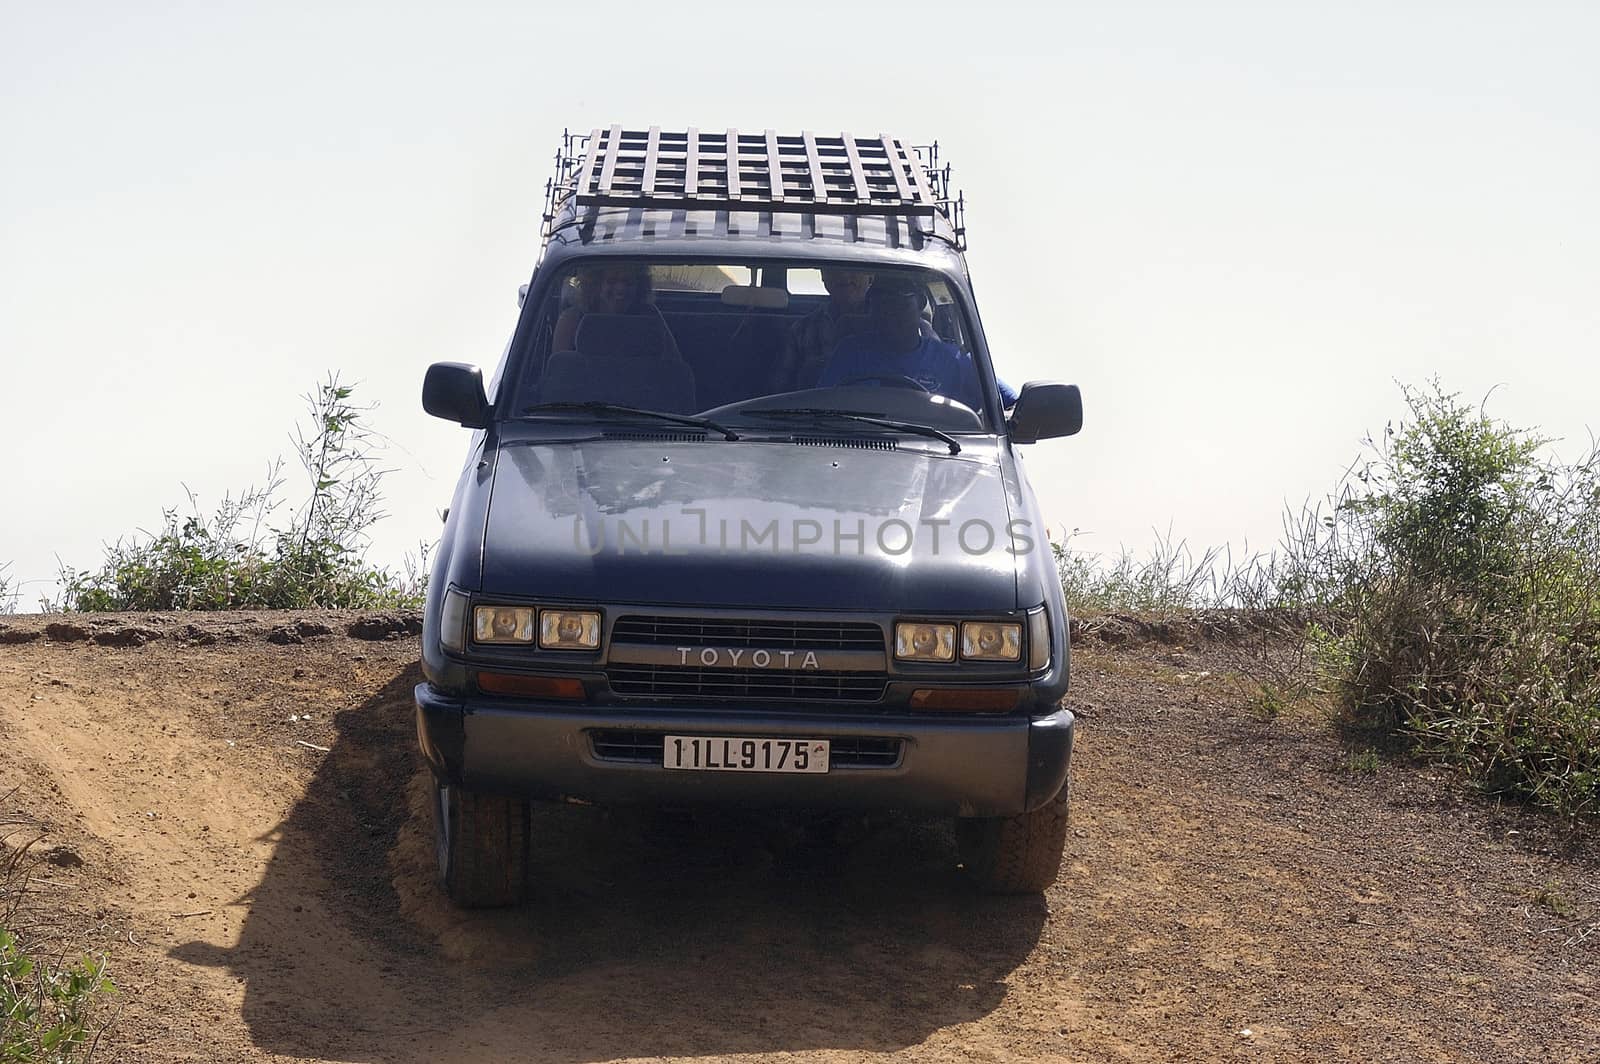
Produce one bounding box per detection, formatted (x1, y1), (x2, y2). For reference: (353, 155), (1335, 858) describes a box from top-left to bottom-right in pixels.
(909, 688), (1019, 712)
(476, 672), (587, 700)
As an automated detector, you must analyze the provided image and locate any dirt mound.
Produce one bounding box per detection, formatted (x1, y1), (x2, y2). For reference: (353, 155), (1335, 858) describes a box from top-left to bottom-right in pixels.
(0, 610), (1595, 1063)
(0, 609), (424, 649)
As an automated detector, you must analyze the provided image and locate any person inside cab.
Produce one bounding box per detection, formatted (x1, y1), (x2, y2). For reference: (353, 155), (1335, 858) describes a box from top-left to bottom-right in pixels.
(773, 267), (874, 391)
(552, 263), (682, 359)
(817, 274), (1016, 410)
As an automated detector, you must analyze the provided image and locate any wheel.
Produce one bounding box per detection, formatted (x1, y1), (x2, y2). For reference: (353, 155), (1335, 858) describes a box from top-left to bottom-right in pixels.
(837, 373), (932, 391)
(957, 779), (1070, 894)
(433, 781), (530, 908)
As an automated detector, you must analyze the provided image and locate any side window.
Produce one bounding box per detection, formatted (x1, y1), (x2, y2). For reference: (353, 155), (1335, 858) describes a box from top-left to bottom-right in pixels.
(927, 279), (969, 351)
(786, 269), (829, 297)
(651, 264), (752, 294)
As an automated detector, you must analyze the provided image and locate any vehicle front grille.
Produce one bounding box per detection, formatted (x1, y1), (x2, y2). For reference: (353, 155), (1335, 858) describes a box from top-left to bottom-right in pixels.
(605, 664), (886, 702)
(589, 730), (903, 768)
(611, 615), (884, 651)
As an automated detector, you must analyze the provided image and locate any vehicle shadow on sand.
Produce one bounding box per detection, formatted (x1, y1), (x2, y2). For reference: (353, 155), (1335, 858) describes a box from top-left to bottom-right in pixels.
(173, 666), (1049, 1063)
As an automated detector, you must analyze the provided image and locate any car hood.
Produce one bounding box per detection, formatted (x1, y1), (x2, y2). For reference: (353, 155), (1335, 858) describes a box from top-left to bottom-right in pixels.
(479, 433), (1023, 611)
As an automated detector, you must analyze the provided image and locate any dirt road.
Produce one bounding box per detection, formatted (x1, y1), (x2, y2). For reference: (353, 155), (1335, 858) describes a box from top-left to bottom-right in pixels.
(0, 612), (1594, 1062)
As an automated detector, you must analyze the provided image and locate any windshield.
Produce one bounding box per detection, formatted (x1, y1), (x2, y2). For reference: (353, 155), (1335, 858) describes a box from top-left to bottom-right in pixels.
(513, 261), (999, 431)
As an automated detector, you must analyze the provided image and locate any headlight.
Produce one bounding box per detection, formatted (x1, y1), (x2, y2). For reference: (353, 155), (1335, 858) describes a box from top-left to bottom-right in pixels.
(895, 622), (956, 662)
(539, 610), (601, 650)
(961, 621), (1022, 661)
(473, 605), (536, 644)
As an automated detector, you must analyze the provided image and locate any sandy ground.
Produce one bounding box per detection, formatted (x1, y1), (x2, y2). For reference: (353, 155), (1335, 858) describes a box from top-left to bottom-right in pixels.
(0, 611), (1595, 1063)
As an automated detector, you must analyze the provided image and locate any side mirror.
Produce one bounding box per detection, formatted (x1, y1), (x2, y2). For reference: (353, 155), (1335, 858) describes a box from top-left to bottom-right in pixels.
(423, 362), (491, 429)
(1008, 382), (1082, 444)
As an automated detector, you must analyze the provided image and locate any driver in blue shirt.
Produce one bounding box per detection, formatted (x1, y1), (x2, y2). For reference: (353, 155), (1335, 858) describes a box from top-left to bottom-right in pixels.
(817, 274), (1017, 409)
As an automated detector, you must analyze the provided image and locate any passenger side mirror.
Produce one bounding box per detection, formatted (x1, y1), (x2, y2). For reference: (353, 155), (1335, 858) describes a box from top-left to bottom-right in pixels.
(423, 362), (492, 429)
(1008, 382), (1082, 444)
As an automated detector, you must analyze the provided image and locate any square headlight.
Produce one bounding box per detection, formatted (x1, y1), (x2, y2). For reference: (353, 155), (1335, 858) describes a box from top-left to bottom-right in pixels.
(895, 622), (956, 662)
(472, 605), (536, 644)
(961, 621), (1023, 661)
(539, 610), (601, 650)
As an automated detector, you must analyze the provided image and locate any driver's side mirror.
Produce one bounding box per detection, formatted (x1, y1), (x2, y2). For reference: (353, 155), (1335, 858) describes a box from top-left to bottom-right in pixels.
(423, 362), (492, 429)
(1008, 382), (1082, 444)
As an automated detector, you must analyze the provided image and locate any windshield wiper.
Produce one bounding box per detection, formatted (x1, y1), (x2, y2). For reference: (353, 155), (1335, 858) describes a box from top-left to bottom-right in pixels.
(738, 407), (960, 455)
(522, 401), (740, 441)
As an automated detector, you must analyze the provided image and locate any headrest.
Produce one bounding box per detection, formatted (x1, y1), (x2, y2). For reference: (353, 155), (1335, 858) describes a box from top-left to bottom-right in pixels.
(574, 313), (667, 358)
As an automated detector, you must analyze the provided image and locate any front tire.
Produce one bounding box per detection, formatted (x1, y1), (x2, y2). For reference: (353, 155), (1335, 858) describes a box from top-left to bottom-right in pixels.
(958, 780), (1070, 894)
(433, 782), (530, 908)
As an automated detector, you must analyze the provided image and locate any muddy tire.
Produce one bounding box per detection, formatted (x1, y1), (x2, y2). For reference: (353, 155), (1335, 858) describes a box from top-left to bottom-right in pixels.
(433, 782), (530, 908)
(958, 781), (1070, 895)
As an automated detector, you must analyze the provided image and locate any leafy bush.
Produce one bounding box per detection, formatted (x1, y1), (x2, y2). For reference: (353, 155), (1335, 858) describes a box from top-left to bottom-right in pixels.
(0, 932), (114, 1064)
(2, 806), (114, 1063)
(55, 377), (427, 612)
(1272, 383), (1600, 815)
(1055, 381), (1599, 816)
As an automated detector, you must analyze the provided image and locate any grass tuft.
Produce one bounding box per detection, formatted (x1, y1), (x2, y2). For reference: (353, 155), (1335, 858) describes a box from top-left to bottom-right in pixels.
(1529, 880), (1575, 919)
(1339, 750), (1382, 777)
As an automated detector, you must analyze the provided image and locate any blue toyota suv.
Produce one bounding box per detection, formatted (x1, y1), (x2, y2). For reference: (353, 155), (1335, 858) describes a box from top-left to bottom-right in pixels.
(417, 128), (1084, 905)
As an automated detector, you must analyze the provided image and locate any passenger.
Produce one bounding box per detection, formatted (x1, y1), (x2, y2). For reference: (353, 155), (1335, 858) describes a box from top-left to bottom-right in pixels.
(776, 268), (974, 393)
(773, 267), (874, 391)
(552, 263), (682, 358)
(817, 275), (1017, 408)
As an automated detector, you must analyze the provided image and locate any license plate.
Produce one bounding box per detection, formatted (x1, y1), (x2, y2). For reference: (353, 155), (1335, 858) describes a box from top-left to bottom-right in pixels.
(663, 735), (829, 773)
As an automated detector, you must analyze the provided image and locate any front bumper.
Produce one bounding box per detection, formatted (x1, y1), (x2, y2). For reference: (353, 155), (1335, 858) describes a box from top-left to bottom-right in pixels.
(414, 684), (1073, 818)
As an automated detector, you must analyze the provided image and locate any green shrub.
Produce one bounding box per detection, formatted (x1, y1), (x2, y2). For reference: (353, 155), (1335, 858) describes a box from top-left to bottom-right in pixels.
(2, 806), (114, 1062)
(55, 377), (427, 612)
(0, 931), (114, 1064)
(1291, 382), (1600, 815)
(1053, 381), (1599, 816)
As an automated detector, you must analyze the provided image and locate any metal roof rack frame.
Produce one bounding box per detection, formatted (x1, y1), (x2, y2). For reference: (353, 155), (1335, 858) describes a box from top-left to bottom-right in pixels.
(541, 127), (969, 250)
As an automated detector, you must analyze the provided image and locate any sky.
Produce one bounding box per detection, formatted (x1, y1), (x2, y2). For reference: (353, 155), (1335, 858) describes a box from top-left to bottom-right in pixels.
(2, 1), (1597, 609)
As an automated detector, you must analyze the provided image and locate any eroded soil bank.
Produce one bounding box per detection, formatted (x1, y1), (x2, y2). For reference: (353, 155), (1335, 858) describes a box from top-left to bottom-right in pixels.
(0, 611), (1595, 1063)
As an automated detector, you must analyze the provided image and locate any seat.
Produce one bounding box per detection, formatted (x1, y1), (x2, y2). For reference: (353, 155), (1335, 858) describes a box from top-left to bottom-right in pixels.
(537, 353), (698, 413)
(573, 312), (671, 359)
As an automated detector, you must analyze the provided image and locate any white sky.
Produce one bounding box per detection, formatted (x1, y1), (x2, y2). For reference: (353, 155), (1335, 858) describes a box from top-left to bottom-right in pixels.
(3, 1), (1597, 608)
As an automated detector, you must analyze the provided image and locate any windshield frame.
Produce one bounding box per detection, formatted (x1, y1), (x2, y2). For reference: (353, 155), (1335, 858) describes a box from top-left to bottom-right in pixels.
(498, 254), (1007, 434)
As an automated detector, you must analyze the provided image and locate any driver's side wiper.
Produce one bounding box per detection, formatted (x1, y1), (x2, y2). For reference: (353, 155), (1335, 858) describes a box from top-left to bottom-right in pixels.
(739, 407), (960, 455)
(522, 401), (740, 441)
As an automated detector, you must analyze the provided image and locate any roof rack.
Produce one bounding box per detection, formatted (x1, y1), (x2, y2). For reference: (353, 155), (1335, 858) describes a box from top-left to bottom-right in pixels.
(542, 127), (968, 248)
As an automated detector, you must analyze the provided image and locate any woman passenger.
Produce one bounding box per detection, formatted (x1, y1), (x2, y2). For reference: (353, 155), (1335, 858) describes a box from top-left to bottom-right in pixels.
(552, 263), (682, 358)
